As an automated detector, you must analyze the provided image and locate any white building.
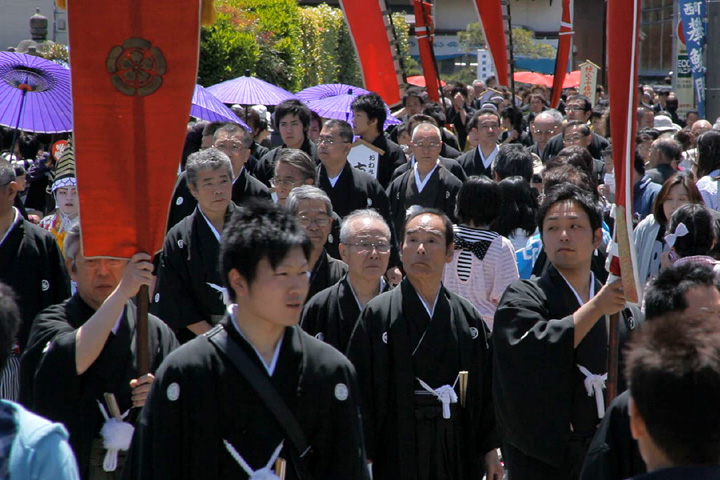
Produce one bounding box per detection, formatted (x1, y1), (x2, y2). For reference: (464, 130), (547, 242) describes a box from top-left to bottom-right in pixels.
(0, 1), (67, 51)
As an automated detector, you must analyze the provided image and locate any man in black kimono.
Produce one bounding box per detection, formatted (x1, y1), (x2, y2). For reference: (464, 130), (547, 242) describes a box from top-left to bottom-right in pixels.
(166, 123), (268, 231)
(351, 93), (406, 188)
(493, 184), (627, 480)
(0, 160), (70, 399)
(580, 263), (720, 480)
(125, 200), (369, 480)
(152, 148), (236, 342)
(19, 225), (178, 479)
(386, 124), (462, 240)
(302, 209), (391, 353)
(456, 109), (501, 178)
(347, 208), (502, 480)
(286, 186), (347, 302)
(254, 100), (317, 187)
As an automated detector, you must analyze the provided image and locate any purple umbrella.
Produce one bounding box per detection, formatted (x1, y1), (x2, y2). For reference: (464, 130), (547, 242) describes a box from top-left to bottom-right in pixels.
(305, 88), (401, 130)
(206, 69), (297, 106)
(0, 52), (72, 140)
(296, 83), (370, 102)
(191, 84), (249, 129)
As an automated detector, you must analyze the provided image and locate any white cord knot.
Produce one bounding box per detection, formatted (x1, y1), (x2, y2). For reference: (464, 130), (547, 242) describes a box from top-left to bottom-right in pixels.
(577, 364), (607, 419)
(417, 378), (458, 419)
(97, 401), (133, 472)
(224, 439), (284, 480)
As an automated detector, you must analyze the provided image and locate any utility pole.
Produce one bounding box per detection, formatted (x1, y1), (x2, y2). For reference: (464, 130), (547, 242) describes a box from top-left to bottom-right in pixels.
(706, 0), (720, 122)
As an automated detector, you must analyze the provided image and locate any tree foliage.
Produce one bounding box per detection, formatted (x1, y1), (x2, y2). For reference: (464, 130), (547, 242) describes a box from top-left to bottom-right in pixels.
(458, 22), (556, 59)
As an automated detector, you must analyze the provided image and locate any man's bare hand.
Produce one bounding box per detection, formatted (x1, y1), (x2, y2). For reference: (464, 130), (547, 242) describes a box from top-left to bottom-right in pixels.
(117, 253), (153, 300)
(130, 373), (155, 408)
(590, 279), (627, 317)
(484, 449), (504, 480)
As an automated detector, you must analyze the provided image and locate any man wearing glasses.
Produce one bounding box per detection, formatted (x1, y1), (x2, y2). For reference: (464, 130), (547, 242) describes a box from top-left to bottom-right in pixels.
(562, 121), (606, 185)
(301, 209), (391, 353)
(542, 95), (609, 161)
(286, 186), (348, 302)
(387, 123), (462, 240)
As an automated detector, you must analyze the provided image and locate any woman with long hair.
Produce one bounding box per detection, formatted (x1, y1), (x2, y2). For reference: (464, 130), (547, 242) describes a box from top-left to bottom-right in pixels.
(493, 176), (538, 251)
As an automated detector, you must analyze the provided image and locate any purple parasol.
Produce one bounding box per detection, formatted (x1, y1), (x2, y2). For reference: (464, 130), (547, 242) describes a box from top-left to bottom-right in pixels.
(296, 83), (370, 102)
(304, 88), (401, 130)
(0, 52), (72, 135)
(191, 84), (249, 129)
(206, 69), (297, 106)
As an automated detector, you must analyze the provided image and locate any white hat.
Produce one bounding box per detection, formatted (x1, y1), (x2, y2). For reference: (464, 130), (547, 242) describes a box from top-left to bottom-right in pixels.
(654, 115), (681, 133)
(251, 104), (271, 124)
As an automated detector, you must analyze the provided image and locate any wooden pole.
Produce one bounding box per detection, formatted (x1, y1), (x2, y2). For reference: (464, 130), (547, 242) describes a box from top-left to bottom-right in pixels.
(136, 284), (150, 376)
(605, 312), (620, 404)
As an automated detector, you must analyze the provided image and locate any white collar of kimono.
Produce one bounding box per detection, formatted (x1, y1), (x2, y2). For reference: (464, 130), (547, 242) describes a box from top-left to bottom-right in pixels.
(231, 166), (245, 185)
(0, 207), (19, 248)
(413, 161), (440, 193)
(479, 145), (499, 170)
(198, 206), (221, 242)
(229, 305), (284, 376)
(556, 270), (596, 306)
(327, 170), (342, 188)
(416, 287), (440, 318)
(347, 277), (387, 310)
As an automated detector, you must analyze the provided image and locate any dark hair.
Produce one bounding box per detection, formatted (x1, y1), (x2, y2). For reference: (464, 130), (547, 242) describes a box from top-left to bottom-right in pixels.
(449, 82), (468, 100)
(0, 283), (20, 372)
(455, 175), (501, 226)
(668, 203), (716, 258)
(697, 130), (720, 178)
(403, 87), (426, 107)
(634, 149), (646, 175)
(562, 120), (591, 138)
(181, 122), (209, 169)
(644, 263), (720, 320)
(553, 146), (595, 184)
(566, 94), (592, 112)
(637, 128), (660, 142)
(274, 99), (312, 131)
(542, 164), (595, 197)
(468, 109), (501, 130)
(528, 93), (547, 107)
(221, 199), (312, 300)
(18, 133), (39, 160)
(675, 128), (694, 151)
(652, 173), (703, 225)
(493, 144), (533, 182)
(421, 102), (447, 127)
(275, 148), (317, 184)
(351, 92), (387, 133)
(654, 137), (682, 162)
(537, 183), (602, 239)
(408, 113), (439, 133)
(322, 119), (354, 143)
(202, 121), (233, 139)
(493, 176), (538, 238)
(625, 307), (720, 465)
(310, 111), (322, 128)
(402, 207), (454, 248)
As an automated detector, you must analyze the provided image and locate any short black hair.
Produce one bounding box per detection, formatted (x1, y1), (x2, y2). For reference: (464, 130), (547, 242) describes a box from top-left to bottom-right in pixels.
(562, 120), (591, 137)
(493, 176), (538, 238)
(667, 203), (716, 258)
(351, 92), (387, 133)
(468, 109), (501, 130)
(455, 175), (501, 226)
(493, 144), (533, 182)
(0, 283), (20, 372)
(322, 119), (353, 143)
(18, 133), (39, 160)
(403, 87), (426, 106)
(537, 183), (602, 239)
(654, 137), (682, 162)
(644, 263), (720, 320)
(566, 94), (592, 112)
(542, 164), (595, 197)
(450, 82), (468, 99)
(274, 99), (312, 131)
(221, 199), (312, 301)
(402, 207), (454, 248)
(625, 309), (720, 465)
(421, 102), (447, 127)
(634, 149), (646, 175)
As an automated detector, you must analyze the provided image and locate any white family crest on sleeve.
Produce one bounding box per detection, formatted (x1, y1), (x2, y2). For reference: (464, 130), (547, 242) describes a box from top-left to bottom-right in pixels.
(382, 332), (388, 344)
(315, 332), (325, 341)
(167, 382), (180, 401)
(469, 327), (479, 339)
(334, 383), (349, 401)
(176, 196), (184, 205)
(177, 239), (184, 249)
(41, 279), (50, 291)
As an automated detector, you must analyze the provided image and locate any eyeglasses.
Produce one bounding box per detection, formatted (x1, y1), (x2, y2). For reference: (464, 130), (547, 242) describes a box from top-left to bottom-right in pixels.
(565, 106), (586, 112)
(344, 241), (391, 253)
(270, 177), (302, 188)
(533, 129), (556, 135)
(564, 134), (588, 142)
(413, 142), (442, 149)
(214, 142), (248, 153)
(297, 214), (331, 227)
(317, 137), (347, 145)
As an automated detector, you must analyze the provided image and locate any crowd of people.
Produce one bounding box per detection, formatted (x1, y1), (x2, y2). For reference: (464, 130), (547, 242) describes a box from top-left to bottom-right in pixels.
(1, 77), (720, 480)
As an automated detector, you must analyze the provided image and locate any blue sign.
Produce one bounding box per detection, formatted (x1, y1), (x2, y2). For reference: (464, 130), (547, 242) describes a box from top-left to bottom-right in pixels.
(679, 0), (707, 118)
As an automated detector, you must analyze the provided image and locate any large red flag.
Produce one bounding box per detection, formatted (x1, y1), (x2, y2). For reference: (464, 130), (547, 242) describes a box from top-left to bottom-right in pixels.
(606, 0), (642, 304)
(550, 0), (573, 107)
(413, 0), (441, 102)
(339, 0), (402, 107)
(471, 0), (509, 87)
(67, 0), (200, 258)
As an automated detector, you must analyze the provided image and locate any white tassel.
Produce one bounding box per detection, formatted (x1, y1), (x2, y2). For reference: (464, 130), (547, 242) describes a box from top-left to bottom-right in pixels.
(100, 418), (134, 472)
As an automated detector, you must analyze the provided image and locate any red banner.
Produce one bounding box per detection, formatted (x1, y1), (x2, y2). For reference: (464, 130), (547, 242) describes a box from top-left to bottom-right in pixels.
(413, 0), (440, 102)
(607, 0), (642, 304)
(67, 0), (200, 258)
(551, 0), (573, 107)
(471, 0), (509, 87)
(339, 0), (402, 107)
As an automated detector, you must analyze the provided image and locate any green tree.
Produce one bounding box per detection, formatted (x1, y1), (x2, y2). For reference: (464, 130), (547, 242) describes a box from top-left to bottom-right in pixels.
(458, 22), (556, 59)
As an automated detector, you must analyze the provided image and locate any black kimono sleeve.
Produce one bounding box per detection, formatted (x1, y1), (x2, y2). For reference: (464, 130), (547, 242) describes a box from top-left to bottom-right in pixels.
(492, 279), (576, 467)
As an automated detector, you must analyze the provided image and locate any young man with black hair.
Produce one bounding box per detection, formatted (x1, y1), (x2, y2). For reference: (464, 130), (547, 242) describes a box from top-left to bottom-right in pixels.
(446, 82), (476, 151)
(542, 95), (610, 161)
(126, 200), (369, 480)
(254, 99), (317, 186)
(580, 262), (720, 480)
(625, 295), (720, 479)
(494, 183), (631, 480)
(456, 109), (501, 178)
(351, 92), (406, 188)
(347, 208), (503, 480)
